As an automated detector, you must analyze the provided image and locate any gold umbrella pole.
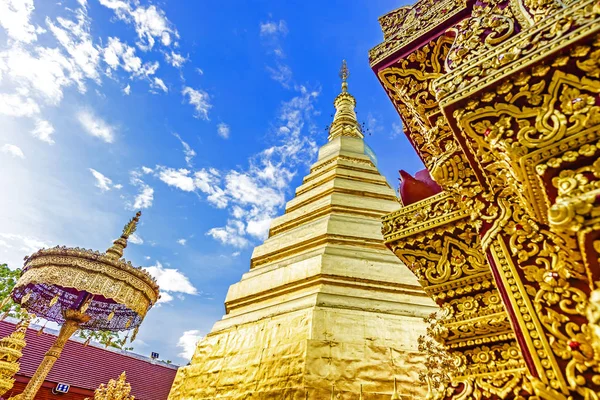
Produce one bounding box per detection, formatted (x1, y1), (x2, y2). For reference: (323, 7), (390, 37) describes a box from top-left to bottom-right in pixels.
(13, 310), (89, 400)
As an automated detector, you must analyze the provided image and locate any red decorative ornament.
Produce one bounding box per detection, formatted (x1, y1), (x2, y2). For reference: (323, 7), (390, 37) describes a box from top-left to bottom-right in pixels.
(568, 340), (581, 351)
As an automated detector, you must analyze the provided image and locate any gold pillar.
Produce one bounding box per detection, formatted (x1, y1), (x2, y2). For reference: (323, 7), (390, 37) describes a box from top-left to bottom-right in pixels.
(14, 310), (89, 400)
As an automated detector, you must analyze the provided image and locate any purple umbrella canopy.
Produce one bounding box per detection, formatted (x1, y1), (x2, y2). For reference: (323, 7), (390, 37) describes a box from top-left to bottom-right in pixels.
(11, 212), (159, 332)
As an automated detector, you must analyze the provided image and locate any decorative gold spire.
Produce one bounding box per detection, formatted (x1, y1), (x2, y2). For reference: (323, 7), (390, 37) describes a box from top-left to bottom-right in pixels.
(340, 59), (349, 92)
(106, 211), (142, 260)
(359, 384), (363, 400)
(85, 372), (134, 400)
(329, 60), (363, 141)
(0, 317), (29, 397)
(331, 384), (335, 400)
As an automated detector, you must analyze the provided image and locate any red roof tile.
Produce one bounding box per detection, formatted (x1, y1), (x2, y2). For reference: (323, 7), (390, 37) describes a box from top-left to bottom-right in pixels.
(0, 320), (178, 400)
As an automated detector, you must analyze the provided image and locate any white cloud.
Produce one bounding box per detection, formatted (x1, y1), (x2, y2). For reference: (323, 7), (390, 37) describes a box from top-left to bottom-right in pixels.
(177, 238), (186, 246)
(232, 251), (240, 257)
(103, 36), (158, 79)
(217, 123), (230, 139)
(207, 221), (249, 248)
(133, 186), (153, 208)
(31, 119), (55, 144)
(46, 7), (102, 84)
(77, 109), (115, 143)
(182, 86), (211, 120)
(129, 233), (143, 244)
(173, 133), (196, 166)
(89, 168), (114, 191)
(157, 291), (174, 304)
(391, 122), (403, 138)
(158, 167), (195, 192)
(98, 1), (179, 51)
(246, 217), (272, 239)
(0, 1), (126, 118)
(177, 330), (203, 359)
(123, 84), (131, 95)
(0, 0), (39, 44)
(366, 112), (383, 134)
(148, 86), (319, 247)
(151, 77), (168, 93)
(259, 20), (292, 85)
(165, 51), (186, 68)
(0, 46), (70, 105)
(141, 166), (153, 174)
(129, 170), (154, 210)
(260, 20), (288, 37)
(1, 144), (24, 159)
(266, 63), (292, 88)
(195, 68), (203, 75)
(0, 93), (40, 117)
(0, 233), (50, 255)
(145, 261), (197, 295)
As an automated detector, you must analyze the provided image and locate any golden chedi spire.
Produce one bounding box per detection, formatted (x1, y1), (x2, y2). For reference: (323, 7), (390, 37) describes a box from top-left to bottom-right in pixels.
(106, 212), (142, 260)
(167, 55), (435, 400)
(328, 60), (363, 141)
(0, 318), (29, 397)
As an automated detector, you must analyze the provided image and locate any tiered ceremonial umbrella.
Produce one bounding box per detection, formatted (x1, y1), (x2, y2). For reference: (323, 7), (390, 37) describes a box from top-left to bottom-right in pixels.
(9, 212), (159, 400)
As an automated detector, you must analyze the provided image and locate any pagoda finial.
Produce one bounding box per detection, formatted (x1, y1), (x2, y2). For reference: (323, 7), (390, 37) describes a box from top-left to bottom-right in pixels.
(340, 59), (349, 92)
(106, 211), (142, 260)
(328, 60), (363, 141)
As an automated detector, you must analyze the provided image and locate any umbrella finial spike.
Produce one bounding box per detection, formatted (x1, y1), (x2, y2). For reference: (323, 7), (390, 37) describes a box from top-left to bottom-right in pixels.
(106, 211), (142, 260)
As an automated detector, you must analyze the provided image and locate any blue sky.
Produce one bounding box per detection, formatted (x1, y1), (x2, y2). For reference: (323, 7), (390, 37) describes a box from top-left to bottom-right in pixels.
(0, 0), (423, 364)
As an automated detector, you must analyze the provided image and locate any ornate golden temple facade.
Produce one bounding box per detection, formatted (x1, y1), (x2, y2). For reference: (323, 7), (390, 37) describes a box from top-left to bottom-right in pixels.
(167, 66), (437, 399)
(370, 0), (600, 399)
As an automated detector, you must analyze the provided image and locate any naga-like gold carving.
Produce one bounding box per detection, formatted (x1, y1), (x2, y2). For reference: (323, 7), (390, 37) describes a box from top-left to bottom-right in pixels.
(372, 0), (600, 398)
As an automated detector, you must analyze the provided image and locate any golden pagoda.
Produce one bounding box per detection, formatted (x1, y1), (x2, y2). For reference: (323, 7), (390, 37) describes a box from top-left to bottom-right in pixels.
(168, 62), (437, 399)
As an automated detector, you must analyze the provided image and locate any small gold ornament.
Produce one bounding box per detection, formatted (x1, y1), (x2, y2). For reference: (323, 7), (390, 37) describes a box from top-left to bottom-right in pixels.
(21, 292), (31, 305)
(80, 299), (91, 314)
(49, 294), (59, 307)
(107, 310), (115, 322)
(131, 326), (139, 343)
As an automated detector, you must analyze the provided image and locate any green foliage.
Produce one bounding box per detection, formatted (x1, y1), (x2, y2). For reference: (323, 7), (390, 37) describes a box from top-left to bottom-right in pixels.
(0, 262), (133, 352)
(0, 263), (27, 319)
(78, 330), (134, 351)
